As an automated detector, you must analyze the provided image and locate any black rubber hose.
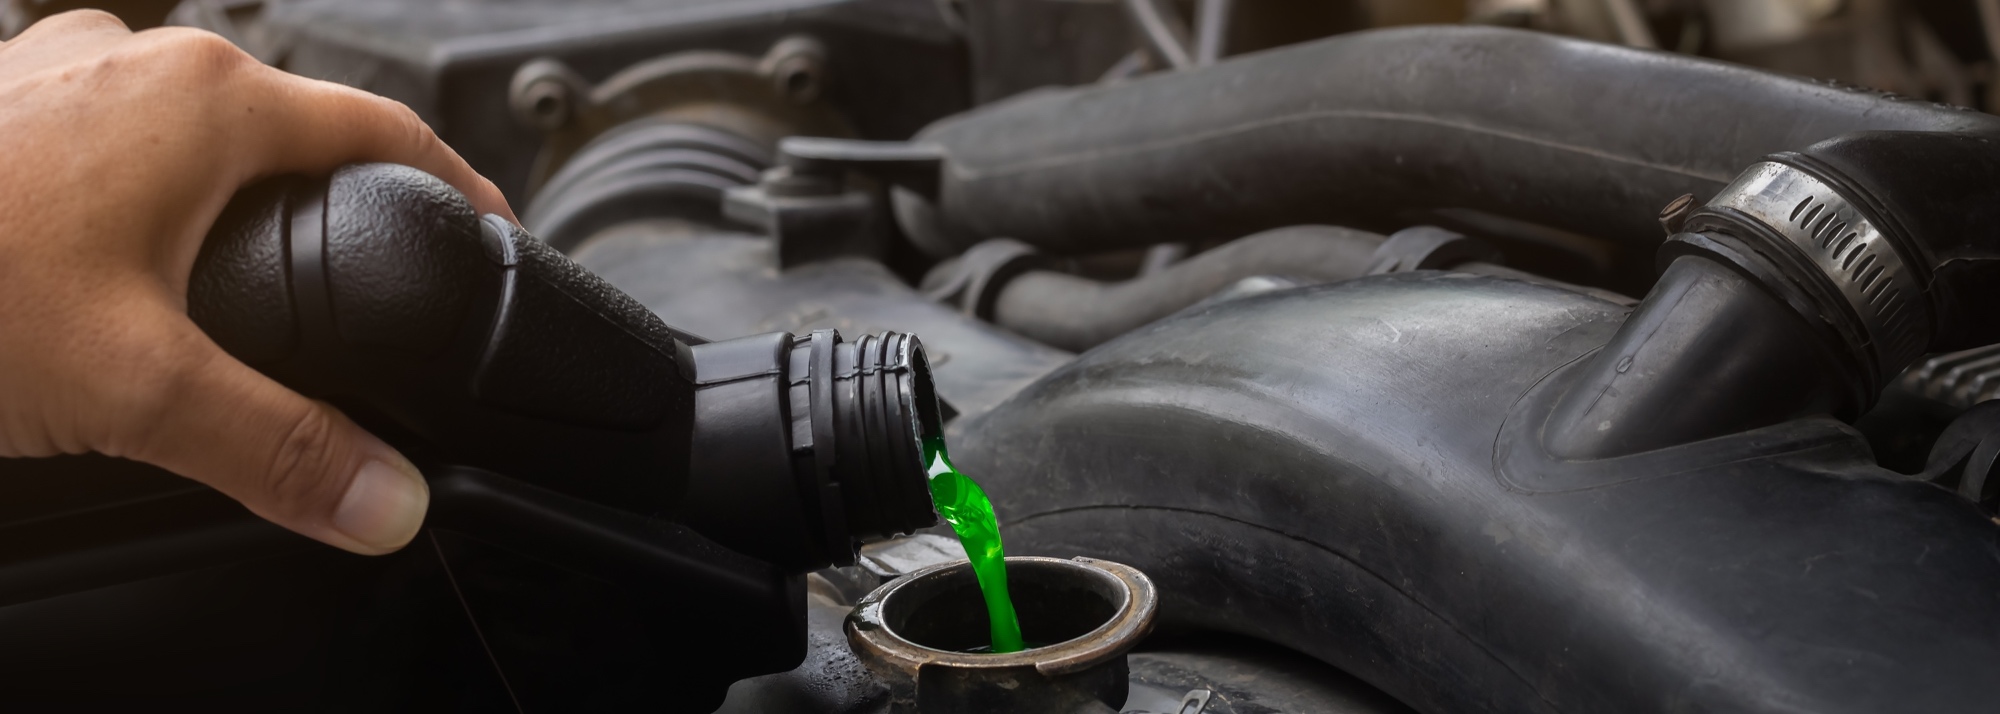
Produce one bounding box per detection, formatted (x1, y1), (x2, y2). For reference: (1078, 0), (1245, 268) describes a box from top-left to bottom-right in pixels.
(1539, 130), (2000, 460)
(1544, 255), (1865, 460)
(524, 119), (770, 253)
(989, 225), (1383, 351)
(904, 25), (2000, 289)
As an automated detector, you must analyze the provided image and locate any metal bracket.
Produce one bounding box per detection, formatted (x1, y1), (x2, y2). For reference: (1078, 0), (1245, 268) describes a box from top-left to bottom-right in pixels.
(725, 138), (948, 269)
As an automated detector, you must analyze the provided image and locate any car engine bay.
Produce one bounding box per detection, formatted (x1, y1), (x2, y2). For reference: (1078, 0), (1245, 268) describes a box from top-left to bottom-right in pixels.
(5, 0), (2000, 711)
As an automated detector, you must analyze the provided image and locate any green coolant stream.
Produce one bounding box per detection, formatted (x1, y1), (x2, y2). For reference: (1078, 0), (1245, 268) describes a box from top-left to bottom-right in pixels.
(923, 437), (1025, 654)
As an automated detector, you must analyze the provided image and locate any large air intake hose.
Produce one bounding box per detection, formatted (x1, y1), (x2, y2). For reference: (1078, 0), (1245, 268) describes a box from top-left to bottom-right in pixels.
(899, 26), (2000, 289)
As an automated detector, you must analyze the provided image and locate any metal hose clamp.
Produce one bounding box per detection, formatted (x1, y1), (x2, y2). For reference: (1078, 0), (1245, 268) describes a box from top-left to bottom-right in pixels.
(1686, 161), (1930, 384)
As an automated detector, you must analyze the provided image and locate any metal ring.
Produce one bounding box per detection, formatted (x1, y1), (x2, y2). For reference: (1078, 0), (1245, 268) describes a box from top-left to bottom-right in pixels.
(1694, 161), (1930, 379)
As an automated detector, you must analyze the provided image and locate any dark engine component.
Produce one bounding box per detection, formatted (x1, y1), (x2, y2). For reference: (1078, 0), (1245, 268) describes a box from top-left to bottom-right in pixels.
(896, 25), (2000, 293)
(925, 37), (2000, 711)
(189, 0), (973, 206)
(926, 225), (1386, 352)
(523, 118), (774, 253)
(954, 273), (2000, 713)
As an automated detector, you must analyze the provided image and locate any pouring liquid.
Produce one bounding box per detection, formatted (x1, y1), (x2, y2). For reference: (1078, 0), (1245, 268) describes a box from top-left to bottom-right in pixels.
(923, 437), (1026, 653)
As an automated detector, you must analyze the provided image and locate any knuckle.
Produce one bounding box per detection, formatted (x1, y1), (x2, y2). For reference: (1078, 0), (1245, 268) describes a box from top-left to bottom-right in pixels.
(371, 96), (439, 150)
(379, 96), (421, 122)
(144, 29), (254, 81)
(397, 104), (439, 146)
(261, 405), (345, 515)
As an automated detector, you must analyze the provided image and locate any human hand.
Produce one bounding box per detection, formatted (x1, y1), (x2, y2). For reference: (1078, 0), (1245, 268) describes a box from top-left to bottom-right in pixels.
(0, 12), (515, 555)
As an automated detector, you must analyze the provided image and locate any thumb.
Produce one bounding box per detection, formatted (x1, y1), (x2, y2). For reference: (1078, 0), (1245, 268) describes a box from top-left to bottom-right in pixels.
(121, 333), (429, 555)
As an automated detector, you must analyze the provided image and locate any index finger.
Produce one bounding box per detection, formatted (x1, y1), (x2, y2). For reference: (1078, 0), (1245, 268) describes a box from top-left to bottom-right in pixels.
(231, 64), (517, 223)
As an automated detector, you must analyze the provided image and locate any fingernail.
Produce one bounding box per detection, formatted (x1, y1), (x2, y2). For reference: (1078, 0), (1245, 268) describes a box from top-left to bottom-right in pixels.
(333, 458), (429, 552)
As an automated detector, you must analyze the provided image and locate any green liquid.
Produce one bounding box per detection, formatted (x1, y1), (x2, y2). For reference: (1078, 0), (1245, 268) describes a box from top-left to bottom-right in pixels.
(924, 438), (1025, 654)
